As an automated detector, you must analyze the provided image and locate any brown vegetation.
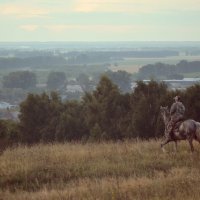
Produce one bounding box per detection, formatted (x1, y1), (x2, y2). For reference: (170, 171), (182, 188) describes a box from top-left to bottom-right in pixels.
(1, 140), (200, 200)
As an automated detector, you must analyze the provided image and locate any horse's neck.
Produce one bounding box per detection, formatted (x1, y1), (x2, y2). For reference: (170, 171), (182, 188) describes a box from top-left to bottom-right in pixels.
(162, 113), (170, 126)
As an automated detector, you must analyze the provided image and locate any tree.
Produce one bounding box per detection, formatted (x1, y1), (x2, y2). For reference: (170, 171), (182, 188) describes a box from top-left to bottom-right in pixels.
(19, 91), (86, 143)
(55, 100), (87, 141)
(40, 92), (64, 142)
(105, 70), (132, 93)
(0, 120), (8, 139)
(77, 73), (93, 92)
(19, 92), (64, 143)
(47, 71), (66, 90)
(83, 75), (123, 140)
(3, 71), (36, 89)
(184, 84), (200, 121)
(19, 93), (50, 143)
(130, 81), (168, 138)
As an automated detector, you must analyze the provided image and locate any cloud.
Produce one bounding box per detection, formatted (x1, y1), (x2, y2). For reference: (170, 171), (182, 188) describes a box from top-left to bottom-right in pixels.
(0, 4), (50, 18)
(1, 0), (200, 18)
(44, 25), (70, 32)
(44, 24), (145, 33)
(74, 0), (200, 13)
(20, 25), (39, 31)
(0, 1), (75, 19)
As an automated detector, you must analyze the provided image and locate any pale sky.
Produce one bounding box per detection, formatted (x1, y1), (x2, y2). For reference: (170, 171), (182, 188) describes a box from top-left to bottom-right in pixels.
(0, 0), (200, 41)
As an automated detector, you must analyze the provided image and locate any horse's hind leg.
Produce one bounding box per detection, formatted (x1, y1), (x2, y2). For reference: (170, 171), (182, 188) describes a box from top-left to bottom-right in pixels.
(188, 138), (194, 152)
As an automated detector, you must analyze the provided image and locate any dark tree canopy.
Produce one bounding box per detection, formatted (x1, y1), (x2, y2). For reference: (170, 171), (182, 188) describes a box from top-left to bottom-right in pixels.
(47, 71), (66, 90)
(105, 70), (132, 93)
(3, 71), (36, 89)
(83, 75), (125, 140)
(2, 75), (200, 145)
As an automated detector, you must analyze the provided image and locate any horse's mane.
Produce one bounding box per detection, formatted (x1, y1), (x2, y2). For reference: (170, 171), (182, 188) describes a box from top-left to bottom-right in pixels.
(160, 106), (170, 124)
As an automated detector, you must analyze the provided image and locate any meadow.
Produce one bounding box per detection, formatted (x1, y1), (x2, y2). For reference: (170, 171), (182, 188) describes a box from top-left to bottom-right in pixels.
(1, 140), (200, 200)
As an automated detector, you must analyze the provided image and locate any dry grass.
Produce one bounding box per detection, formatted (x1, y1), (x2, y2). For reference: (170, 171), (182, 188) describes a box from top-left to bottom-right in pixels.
(1, 140), (200, 200)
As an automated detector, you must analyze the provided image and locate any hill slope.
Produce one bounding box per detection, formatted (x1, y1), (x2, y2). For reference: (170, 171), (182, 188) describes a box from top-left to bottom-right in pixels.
(1, 140), (200, 200)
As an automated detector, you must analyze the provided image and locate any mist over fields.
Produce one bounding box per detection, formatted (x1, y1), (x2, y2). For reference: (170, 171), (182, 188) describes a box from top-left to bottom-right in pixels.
(0, 41), (200, 105)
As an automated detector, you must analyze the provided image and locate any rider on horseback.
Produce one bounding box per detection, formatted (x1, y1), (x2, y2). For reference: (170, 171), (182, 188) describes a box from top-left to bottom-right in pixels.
(166, 95), (185, 138)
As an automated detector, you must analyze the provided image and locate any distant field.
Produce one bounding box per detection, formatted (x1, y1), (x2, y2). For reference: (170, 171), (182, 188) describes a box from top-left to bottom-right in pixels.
(110, 55), (200, 73)
(1, 140), (200, 200)
(181, 72), (200, 78)
(1, 55), (200, 84)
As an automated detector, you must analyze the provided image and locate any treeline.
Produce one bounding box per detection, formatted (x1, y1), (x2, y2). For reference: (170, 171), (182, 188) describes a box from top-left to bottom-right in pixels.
(138, 60), (200, 79)
(66, 50), (178, 64)
(0, 70), (132, 104)
(3, 71), (37, 90)
(1, 70), (132, 93)
(0, 56), (66, 68)
(0, 50), (179, 68)
(1, 76), (200, 145)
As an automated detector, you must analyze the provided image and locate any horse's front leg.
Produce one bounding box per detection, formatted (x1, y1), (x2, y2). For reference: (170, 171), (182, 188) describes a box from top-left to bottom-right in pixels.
(161, 137), (171, 153)
(174, 141), (178, 152)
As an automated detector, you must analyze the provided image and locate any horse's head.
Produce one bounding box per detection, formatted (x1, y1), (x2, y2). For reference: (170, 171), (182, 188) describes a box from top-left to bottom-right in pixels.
(160, 106), (169, 114)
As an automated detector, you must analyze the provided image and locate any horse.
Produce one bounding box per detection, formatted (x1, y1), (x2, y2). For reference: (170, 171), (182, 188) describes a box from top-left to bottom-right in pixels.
(160, 106), (200, 152)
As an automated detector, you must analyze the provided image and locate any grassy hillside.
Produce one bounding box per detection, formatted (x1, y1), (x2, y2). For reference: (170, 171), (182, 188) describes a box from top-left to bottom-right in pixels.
(1, 140), (200, 200)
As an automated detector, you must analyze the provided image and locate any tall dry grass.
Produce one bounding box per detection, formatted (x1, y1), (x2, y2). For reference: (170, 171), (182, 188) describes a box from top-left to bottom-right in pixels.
(1, 140), (200, 200)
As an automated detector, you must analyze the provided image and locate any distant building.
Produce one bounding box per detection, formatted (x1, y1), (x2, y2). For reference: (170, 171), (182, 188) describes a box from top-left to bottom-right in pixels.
(36, 83), (47, 89)
(66, 85), (84, 93)
(162, 78), (200, 89)
(131, 78), (200, 91)
(0, 102), (19, 121)
(0, 102), (18, 110)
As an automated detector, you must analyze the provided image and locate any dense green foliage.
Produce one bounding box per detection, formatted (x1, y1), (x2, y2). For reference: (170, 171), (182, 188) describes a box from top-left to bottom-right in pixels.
(83, 76), (125, 140)
(1, 76), (200, 145)
(19, 92), (87, 143)
(0, 120), (21, 151)
(130, 81), (168, 138)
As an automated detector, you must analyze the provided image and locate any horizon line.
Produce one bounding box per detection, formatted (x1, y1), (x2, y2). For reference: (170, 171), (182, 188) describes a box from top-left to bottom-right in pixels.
(0, 41), (200, 43)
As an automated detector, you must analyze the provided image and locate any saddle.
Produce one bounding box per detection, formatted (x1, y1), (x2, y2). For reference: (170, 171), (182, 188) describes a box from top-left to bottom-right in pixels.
(173, 120), (183, 131)
(171, 120), (186, 139)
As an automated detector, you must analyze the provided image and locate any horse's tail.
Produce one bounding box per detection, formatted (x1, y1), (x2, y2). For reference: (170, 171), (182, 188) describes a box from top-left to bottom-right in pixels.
(194, 121), (200, 142)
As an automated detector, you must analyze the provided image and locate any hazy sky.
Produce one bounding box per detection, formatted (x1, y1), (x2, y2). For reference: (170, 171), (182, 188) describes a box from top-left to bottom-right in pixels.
(1, 0), (200, 41)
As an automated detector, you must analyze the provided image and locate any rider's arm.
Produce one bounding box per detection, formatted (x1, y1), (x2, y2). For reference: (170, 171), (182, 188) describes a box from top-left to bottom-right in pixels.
(180, 102), (185, 114)
(182, 103), (185, 112)
(170, 103), (176, 115)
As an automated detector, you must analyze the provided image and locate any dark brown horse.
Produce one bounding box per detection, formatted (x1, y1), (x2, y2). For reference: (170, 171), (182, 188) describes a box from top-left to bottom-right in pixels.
(160, 106), (200, 152)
